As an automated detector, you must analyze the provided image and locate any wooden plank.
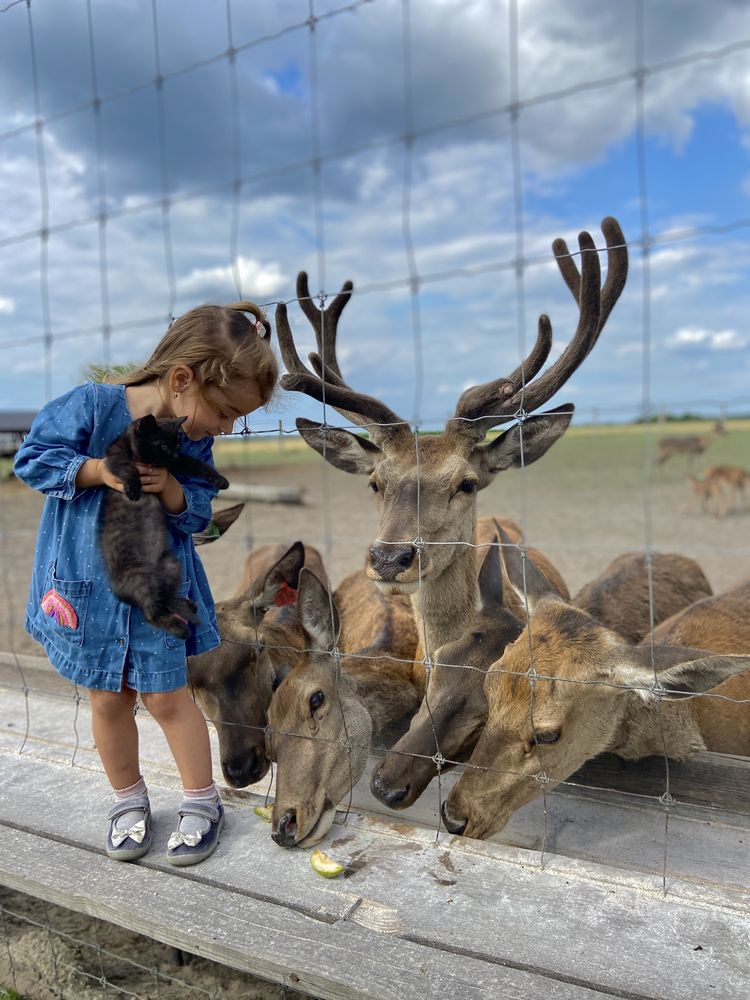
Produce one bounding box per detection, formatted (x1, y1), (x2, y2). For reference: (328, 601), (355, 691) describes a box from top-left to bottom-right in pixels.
(2, 682), (749, 895)
(568, 752), (750, 814)
(0, 828), (610, 1000)
(1, 752), (749, 1000)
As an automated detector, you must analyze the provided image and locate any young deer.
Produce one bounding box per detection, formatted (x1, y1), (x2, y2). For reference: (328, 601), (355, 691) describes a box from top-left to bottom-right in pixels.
(687, 472), (728, 518)
(188, 540), (325, 788)
(267, 568), (421, 848)
(441, 541), (750, 841)
(702, 464), (749, 512)
(370, 544), (712, 812)
(275, 217), (628, 667)
(656, 420), (726, 466)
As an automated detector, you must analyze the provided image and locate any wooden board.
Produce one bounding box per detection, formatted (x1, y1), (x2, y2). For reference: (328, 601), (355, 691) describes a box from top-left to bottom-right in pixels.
(2, 664), (750, 1000)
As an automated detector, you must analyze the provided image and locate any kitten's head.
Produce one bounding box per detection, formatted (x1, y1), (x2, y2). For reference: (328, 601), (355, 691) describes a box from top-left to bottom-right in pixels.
(129, 414), (186, 464)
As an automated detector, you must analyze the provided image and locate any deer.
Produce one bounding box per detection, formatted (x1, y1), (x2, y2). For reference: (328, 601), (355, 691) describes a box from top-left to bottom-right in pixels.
(275, 216), (627, 686)
(441, 536), (750, 841)
(187, 540), (325, 788)
(687, 472), (728, 518)
(266, 567), (421, 849)
(188, 540), (419, 792)
(656, 420), (726, 466)
(702, 464), (749, 512)
(369, 543), (713, 813)
(571, 551), (712, 643)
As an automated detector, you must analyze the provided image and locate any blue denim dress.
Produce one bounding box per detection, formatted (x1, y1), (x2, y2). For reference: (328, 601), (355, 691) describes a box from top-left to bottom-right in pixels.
(14, 382), (221, 693)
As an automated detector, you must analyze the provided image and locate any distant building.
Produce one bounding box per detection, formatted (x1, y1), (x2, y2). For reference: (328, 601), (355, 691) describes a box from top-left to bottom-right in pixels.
(0, 411), (37, 459)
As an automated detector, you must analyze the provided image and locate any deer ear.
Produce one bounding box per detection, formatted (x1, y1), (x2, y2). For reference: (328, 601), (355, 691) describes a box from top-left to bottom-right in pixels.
(497, 525), (560, 612)
(297, 417), (381, 475)
(613, 646), (750, 701)
(193, 503), (244, 546)
(472, 404), (574, 484)
(252, 541), (305, 608)
(477, 540), (504, 612)
(297, 567), (341, 652)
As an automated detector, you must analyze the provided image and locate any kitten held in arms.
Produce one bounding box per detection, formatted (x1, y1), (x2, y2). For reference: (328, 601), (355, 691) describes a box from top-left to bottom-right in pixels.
(101, 415), (229, 637)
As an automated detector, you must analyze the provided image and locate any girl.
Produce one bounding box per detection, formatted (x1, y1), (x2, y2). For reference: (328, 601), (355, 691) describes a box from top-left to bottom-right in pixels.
(14, 302), (278, 866)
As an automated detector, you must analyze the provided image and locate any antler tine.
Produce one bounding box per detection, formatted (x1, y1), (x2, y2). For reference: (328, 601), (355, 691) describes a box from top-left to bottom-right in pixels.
(275, 281), (409, 443)
(552, 216), (628, 334)
(451, 316), (553, 432)
(296, 271), (353, 385)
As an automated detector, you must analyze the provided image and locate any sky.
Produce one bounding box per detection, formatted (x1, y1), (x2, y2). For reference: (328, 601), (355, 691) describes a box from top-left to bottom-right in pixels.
(1, 0), (749, 433)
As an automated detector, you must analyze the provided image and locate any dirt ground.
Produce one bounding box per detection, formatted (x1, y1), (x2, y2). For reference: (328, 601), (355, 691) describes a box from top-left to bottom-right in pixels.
(1, 453), (748, 999)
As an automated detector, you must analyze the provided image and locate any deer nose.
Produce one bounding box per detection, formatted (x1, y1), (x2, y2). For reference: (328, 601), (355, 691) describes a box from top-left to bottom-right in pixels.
(441, 800), (467, 835)
(368, 544), (416, 579)
(222, 748), (267, 788)
(271, 809), (298, 848)
(370, 768), (410, 808)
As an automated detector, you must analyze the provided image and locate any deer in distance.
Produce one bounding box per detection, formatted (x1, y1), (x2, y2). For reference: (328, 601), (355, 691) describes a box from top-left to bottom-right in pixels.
(656, 419), (726, 467)
(275, 217), (628, 671)
(695, 464), (750, 516)
(441, 536), (750, 841)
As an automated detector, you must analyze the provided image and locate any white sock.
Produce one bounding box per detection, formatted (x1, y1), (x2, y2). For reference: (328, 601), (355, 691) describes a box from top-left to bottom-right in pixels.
(178, 782), (219, 837)
(112, 776), (148, 830)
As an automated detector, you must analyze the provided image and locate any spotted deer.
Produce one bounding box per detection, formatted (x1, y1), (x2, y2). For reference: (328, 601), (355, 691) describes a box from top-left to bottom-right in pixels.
(656, 420), (726, 466)
(276, 217), (628, 672)
(441, 539), (750, 841)
(267, 567), (421, 848)
(702, 464), (749, 513)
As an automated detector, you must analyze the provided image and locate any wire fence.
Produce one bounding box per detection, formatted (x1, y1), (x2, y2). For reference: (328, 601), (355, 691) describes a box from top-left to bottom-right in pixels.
(2, 0), (750, 998)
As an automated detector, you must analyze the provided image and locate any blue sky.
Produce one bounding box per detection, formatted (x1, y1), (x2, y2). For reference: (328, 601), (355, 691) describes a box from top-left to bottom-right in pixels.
(1, 0), (749, 433)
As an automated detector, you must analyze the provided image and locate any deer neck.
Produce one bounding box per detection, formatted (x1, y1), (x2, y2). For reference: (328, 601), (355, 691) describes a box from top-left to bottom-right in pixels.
(607, 699), (706, 761)
(409, 544), (478, 658)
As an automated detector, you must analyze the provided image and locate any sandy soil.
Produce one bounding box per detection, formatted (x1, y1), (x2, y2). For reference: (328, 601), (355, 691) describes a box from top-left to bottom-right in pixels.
(1, 455), (748, 999)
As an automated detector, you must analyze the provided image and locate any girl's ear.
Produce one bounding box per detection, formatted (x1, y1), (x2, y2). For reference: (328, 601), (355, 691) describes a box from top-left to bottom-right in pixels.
(169, 365), (195, 394)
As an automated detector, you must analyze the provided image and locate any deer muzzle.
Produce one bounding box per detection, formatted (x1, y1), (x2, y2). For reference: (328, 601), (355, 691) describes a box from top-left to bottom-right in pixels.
(368, 543), (417, 581)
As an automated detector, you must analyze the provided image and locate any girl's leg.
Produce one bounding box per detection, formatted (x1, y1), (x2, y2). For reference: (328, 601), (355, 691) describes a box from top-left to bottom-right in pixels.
(140, 686), (212, 789)
(87, 685), (140, 788)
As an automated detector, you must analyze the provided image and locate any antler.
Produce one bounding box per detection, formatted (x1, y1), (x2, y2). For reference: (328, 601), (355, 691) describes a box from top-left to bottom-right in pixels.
(276, 272), (409, 445)
(449, 217), (628, 441)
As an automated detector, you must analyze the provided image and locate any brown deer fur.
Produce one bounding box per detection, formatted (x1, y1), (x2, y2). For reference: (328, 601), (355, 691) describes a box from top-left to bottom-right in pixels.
(572, 552), (712, 643)
(656, 420), (726, 465)
(441, 541), (750, 841)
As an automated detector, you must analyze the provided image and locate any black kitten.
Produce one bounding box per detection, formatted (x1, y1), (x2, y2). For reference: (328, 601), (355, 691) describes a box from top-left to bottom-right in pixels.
(101, 415), (229, 638)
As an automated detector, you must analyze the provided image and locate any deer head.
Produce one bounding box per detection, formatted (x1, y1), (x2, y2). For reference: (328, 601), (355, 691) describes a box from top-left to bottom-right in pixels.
(370, 539), (524, 809)
(267, 568), (372, 849)
(188, 541), (312, 788)
(440, 539), (750, 841)
(276, 218), (627, 622)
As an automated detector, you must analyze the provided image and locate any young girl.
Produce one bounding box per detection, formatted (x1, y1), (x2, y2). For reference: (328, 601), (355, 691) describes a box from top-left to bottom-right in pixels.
(14, 301), (278, 866)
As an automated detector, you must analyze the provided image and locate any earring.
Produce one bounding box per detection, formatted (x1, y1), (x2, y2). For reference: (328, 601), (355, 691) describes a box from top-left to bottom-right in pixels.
(173, 392), (179, 399)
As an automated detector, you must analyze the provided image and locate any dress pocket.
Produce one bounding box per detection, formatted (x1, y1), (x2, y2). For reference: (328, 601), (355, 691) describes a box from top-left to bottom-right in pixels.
(37, 574), (92, 647)
(163, 579), (194, 649)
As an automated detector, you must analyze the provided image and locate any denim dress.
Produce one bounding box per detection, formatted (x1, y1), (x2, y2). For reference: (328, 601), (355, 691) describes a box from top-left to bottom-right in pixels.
(14, 382), (222, 693)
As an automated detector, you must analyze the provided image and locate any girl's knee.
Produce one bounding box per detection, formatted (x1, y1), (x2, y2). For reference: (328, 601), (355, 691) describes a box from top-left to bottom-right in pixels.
(88, 686), (137, 721)
(141, 687), (195, 724)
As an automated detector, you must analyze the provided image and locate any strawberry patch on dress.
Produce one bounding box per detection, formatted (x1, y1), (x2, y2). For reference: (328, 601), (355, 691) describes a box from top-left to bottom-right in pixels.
(41, 589), (78, 629)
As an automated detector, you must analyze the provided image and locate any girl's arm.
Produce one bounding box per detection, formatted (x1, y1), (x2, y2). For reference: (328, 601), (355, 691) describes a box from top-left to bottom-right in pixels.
(13, 384), (99, 500)
(162, 437), (220, 536)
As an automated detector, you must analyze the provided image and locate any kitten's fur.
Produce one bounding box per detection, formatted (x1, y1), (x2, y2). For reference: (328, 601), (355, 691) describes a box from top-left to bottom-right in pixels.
(101, 415), (229, 638)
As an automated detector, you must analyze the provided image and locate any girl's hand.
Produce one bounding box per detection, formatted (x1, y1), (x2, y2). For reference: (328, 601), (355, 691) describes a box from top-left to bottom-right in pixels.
(135, 463), (169, 494)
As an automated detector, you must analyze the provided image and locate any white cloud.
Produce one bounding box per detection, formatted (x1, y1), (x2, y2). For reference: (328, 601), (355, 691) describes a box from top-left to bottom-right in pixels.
(667, 326), (747, 351)
(177, 257), (287, 299)
(0, 297), (15, 314)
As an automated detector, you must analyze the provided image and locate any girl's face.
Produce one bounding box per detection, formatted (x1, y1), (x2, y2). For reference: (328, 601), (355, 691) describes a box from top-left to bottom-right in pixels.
(171, 372), (265, 440)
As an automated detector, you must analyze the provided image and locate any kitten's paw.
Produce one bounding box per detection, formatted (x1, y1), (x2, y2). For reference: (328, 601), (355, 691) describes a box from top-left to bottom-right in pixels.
(214, 474), (229, 490)
(162, 616), (191, 640)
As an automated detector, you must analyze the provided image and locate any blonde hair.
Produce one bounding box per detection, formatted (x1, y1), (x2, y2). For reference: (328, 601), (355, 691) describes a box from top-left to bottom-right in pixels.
(112, 301), (279, 405)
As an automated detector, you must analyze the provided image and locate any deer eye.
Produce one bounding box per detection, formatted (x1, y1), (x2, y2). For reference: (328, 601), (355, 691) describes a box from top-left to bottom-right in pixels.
(369, 480), (379, 493)
(309, 690), (325, 713)
(456, 479), (477, 495)
(534, 729), (561, 745)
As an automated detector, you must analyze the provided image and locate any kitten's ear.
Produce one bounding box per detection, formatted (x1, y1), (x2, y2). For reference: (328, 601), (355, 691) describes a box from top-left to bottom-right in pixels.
(176, 415), (187, 427)
(141, 414), (158, 431)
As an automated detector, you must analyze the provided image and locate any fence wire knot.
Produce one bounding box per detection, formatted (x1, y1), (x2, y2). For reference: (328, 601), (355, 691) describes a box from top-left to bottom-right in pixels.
(650, 679), (667, 699)
(431, 751), (446, 770)
(533, 770), (551, 785)
(422, 654), (433, 673)
(413, 536), (426, 553)
(514, 407), (528, 424)
(659, 791), (675, 807)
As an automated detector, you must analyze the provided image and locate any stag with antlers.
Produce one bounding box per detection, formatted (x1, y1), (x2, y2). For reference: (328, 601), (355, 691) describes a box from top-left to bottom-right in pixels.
(275, 218), (628, 669)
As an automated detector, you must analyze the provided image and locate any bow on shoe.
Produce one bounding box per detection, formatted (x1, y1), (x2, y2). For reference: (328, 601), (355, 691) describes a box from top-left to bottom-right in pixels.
(111, 819), (147, 848)
(167, 829), (204, 850)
